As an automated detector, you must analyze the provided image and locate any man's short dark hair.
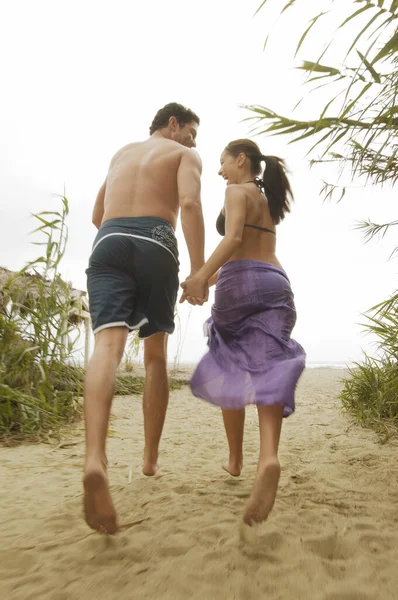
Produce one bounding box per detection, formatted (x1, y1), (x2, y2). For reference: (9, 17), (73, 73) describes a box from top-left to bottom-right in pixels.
(149, 103), (200, 135)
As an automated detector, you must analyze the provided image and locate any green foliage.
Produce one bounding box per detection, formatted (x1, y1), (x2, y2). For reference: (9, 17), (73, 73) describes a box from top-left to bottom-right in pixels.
(340, 308), (398, 438)
(340, 357), (398, 441)
(340, 292), (398, 440)
(121, 333), (141, 373)
(250, 0), (398, 240)
(0, 197), (82, 439)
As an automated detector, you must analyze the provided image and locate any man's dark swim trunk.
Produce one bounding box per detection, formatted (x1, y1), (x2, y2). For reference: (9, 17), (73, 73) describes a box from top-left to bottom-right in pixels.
(86, 217), (179, 339)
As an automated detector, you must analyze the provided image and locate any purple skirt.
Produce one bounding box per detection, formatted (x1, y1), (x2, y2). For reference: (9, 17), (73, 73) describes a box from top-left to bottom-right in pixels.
(190, 260), (305, 417)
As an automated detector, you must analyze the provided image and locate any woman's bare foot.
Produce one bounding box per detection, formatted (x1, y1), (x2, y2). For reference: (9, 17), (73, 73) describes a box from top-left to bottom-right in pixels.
(83, 461), (117, 534)
(142, 448), (159, 476)
(222, 458), (242, 477)
(243, 458), (280, 526)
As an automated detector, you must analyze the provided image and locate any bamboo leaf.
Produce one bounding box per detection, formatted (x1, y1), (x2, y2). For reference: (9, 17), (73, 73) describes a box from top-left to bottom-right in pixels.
(320, 94), (342, 120)
(254, 0), (268, 17)
(346, 10), (386, 58)
(282, 0), (296, 14)
(372, 30), (398, 62)
(31, 226), (51, 235)
(337, 187), (346, 203)
(293, 97), (305, 111)
(36, 211), (62, 218)
(340, 82), (373, 119)
(298, 61), (341, 75)
(307, 130), (336, 155)
(338, 3), (375, 30)
(290, 128), (325, 143)
(372, 13), (397, 38)
(323, 128), (350, 156)
(307, 74), (333, 83)
(357, 50), (381, 82)
(295, 12), (328, 57)
(31, 214), (53, 227)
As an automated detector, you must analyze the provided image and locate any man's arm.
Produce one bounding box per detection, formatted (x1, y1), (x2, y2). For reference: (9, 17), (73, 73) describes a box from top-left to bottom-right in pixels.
(92, 179), (107, 229)
(177, 150), (205, 274)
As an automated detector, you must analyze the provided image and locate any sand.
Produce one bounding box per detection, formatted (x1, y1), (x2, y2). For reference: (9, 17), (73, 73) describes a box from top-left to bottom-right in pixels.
(1, 368), (398, 600)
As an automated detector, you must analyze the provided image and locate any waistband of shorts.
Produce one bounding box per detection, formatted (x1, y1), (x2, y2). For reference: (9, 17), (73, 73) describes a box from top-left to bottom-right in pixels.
(93, 217), (178, 263)
(100, 216), (175, 231)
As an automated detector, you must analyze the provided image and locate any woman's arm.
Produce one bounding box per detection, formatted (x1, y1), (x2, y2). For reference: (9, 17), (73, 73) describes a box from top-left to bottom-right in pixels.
(181, 186), (246, 299)
(208, 270), (220, 287)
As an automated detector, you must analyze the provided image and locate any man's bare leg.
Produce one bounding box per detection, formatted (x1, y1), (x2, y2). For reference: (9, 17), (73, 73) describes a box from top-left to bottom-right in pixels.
(142, 332), (168, 476)
(83, 326), (128, 533)
(243, 404), (283, 526)
(221, 409), (245, 476)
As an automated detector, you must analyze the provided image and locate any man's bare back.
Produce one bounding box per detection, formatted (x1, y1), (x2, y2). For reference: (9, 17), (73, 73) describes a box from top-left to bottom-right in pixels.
(102, 137), (195, 229)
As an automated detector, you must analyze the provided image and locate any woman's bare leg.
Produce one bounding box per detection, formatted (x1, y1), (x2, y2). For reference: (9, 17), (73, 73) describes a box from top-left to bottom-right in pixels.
(243, 404), (283, 525)
(221, 408), (245, 476)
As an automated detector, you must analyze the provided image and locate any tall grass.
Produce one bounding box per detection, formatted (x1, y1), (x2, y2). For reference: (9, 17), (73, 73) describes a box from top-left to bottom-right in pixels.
(0, 197), (82, 439)
(340, 293), (398, 441)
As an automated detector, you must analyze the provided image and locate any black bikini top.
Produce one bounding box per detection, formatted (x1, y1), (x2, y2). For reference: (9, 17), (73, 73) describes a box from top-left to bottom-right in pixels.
(215, 212), (276, 236)
(216, 179), (276, 237)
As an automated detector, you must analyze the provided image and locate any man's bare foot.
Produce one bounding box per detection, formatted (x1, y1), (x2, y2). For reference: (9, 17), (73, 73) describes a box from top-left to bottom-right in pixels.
(243, 458), (280, 526)
(222, 459), (242, 477)
(142, 448), (159, 476)
(83, 463), (118, 534)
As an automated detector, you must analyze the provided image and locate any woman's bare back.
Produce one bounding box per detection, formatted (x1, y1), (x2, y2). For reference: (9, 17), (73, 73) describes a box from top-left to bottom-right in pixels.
(230, 182), (282, 267)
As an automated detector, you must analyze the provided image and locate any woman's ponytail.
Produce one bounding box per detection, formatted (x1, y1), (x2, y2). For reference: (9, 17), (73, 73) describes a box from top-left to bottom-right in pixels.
(261, 156), (293, 225)
(223, 139), (294, 225)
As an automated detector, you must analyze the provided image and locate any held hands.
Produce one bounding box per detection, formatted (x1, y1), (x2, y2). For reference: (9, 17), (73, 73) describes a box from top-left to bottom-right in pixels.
(179, 273), (209, 306)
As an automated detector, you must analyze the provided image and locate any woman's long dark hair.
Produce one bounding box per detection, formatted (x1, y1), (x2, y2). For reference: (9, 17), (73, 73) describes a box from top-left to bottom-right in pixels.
(225, 139), (293, 225)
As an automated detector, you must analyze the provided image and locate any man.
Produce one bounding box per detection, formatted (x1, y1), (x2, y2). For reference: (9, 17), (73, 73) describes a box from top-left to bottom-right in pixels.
(84, 102), (206, 534)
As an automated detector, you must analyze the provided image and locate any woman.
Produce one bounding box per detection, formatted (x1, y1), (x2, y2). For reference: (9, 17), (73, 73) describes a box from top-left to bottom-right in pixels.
(181, 139), (305, 526)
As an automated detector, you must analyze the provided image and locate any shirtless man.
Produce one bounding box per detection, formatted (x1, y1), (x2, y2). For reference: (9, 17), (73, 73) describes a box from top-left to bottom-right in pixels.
(83, 103), (206, 534)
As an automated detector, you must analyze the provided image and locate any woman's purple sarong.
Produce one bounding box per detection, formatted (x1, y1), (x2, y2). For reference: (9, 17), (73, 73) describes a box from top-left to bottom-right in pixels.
(190, 260), (305, 417)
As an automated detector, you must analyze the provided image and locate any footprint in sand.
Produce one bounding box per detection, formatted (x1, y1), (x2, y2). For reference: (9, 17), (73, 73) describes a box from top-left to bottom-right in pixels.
(239, 525), (285, 561)
(173, 484), (193, 495)
(322, 561), (349, 580)
(199, 523), (232, 542)
(290, 473), (308, 485)
(350, 522), (378, 532)
(359, 532), (394, 554)
(303, 532), (355, 561)
(158, 534), (193, 557)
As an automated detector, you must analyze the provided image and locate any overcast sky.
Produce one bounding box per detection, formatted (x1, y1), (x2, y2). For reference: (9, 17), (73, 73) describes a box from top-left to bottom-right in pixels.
(1, 0), (396, 365)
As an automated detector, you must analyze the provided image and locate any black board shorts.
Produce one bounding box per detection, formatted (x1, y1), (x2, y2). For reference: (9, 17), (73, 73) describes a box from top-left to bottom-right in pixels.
(86, 217), (179, 339)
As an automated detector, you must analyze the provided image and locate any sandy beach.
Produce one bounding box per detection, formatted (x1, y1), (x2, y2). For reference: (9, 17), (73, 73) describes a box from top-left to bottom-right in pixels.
(1, 367), (398, 600)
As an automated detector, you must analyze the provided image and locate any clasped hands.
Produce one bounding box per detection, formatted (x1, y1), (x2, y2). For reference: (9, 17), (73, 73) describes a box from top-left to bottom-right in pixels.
(179, 272), (209, 306)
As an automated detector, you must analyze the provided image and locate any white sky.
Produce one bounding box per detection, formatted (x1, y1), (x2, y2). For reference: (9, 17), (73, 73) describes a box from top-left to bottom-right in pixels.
(1, 0), (396, 365)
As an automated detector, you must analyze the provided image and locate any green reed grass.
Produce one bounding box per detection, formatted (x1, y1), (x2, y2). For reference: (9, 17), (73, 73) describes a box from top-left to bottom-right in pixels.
(339, 293), (398, 441)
